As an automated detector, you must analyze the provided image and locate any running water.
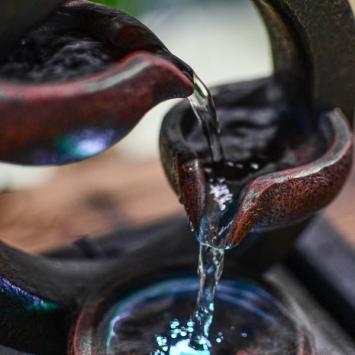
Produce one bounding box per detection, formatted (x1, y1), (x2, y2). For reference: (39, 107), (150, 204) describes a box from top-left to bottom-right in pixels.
(154, 74), (233, 354)
(189, 72), (235, 249)
(188, 74), (230, 351)
(188, 73), (224, 163)
(188, 246), (225, 352)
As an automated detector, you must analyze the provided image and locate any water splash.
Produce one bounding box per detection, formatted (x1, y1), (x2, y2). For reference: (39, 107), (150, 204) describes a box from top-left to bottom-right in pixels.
(152, 247), (226, 354)
(198, 177), (236, 250)
(161, 74), (230, 354)
(153, 319), (211, 355)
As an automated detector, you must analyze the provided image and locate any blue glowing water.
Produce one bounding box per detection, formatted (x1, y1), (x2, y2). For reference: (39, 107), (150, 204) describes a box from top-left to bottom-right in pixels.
(152, 247), (225, 355)
(153, 320), (210, 355)
(105, 277), (308, 354)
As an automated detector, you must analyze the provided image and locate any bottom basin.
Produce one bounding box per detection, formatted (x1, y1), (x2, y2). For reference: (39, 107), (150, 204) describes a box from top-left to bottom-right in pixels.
(86, 277), (315, 355)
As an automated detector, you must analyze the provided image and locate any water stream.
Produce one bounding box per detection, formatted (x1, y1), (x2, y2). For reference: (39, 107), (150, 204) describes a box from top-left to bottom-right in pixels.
(154, 75), (232, 354)
(186, 75), (230, 353)
(188, 246), (225, 352)
(188, 73), (225, 164)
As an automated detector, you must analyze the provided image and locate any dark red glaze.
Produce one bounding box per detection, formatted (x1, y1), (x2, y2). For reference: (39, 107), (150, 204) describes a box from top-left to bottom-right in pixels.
(0, 0), (193, 165)
(229, 109), (353, 245)
(177, 159), (206, 229)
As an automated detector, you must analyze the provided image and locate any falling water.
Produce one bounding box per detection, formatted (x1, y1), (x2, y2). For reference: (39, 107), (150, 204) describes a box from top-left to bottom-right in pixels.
(154, 74), (236, 354)
(188, 246), (225, 352)
(188, 73), (225, 163)
(158, 75), (231, 354)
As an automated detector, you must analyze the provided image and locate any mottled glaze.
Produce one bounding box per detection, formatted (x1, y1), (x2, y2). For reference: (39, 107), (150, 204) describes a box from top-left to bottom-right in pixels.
(228, 109), (352, 245)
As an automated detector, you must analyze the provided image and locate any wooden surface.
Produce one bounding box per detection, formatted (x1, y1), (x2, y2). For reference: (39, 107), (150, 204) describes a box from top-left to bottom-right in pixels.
(0, 149), (353, 254)
(0, 151), (183, 253)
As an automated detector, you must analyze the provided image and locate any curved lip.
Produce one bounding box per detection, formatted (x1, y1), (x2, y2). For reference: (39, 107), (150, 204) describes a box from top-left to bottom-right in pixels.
(229, 108), (353, 245)
(242, 109), (351, 197)
(0, 0), (192, 99)
(0, 51), (192, 100)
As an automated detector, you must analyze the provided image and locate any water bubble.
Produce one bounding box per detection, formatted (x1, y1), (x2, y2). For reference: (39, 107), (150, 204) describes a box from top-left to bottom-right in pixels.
(156, 336), (168, 347)
(171, 320), (180, 329)
(216, 332), (224, 344)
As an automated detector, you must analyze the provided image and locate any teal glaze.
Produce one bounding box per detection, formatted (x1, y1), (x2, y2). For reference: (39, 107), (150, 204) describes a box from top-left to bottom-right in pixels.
(0, 276), (60, 313)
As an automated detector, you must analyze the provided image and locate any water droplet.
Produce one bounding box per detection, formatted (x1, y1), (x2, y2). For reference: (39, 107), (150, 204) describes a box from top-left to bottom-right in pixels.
(241, 331), (248, 338)
(250, 162), (260, 171)
(216, 331), (224, 344)
(156, 336), (168, 347)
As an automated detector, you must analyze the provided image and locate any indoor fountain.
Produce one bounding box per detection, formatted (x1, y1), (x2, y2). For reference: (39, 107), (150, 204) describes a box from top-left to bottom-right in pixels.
(0, 0), (354, 354)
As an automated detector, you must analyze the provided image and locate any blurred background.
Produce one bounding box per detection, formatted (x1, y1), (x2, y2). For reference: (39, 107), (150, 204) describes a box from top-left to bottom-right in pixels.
(0, 0), (353, 254)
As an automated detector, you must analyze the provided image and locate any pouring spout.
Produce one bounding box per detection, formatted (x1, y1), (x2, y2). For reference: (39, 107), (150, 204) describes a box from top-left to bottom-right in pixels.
(0, 1), (194, 166)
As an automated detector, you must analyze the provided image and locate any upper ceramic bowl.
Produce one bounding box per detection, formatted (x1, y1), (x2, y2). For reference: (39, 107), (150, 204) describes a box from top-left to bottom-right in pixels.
(0, 0), (193, 166)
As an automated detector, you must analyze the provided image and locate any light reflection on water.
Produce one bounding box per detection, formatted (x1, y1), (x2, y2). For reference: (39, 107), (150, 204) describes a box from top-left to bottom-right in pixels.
(168, 339), (209, 355)
(104, 277), (308, 355)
